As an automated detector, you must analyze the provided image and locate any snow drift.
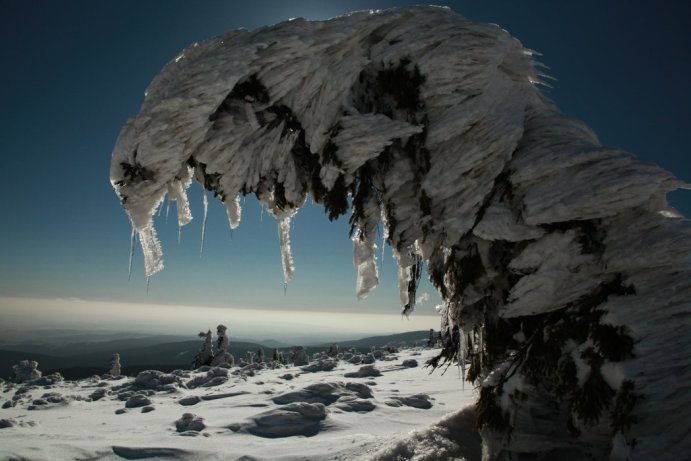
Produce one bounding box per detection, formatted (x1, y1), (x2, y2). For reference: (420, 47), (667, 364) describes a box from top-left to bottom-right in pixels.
(110, 6), (691, 460)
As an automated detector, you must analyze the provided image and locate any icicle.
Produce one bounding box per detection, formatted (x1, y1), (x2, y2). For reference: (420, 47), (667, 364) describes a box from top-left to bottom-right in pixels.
(146, 276), (151, 294)
(479, 327), (484, 372)
(380, 226), (386, 271)
(225, 195), (242, 230)
(127, 226), (136, 281)
(460, 328), (467, 388)
(165, 197), (171, 223)
(277, 214), (295, 287)
(166, 179), (193, 227)
(200, 191), (208, 256)
(137, 225), (164, 277)
(353, 229), (379, 299)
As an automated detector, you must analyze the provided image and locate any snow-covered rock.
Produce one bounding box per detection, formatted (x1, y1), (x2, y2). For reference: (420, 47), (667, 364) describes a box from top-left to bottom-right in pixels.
(174, 413), (205, 433)
(230, 402), (327, 438)
(344, 365), (382, 378)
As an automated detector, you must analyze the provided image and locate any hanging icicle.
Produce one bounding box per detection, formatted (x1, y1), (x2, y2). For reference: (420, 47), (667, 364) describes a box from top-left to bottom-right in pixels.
(137, 225), (164, 277)
(200, 190), (208, 256)
(225, 195), (242, 230)
(277, 214), (295, 287)
(127, 226), (136, 281)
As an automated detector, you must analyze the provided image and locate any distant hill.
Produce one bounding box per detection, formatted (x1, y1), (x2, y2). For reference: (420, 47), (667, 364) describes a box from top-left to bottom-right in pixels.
(0, 340), (266, 380)
(0, 331), (431, 380)
(0, 335), (193, 357)
(313, 330), (430, 350)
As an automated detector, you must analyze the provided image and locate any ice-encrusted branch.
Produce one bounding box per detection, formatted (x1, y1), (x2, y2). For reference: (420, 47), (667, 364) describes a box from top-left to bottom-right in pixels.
(111, 7), (690, 460)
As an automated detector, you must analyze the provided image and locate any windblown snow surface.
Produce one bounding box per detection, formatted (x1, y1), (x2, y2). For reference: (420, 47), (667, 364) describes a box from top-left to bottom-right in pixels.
(110, 6), (691, 460)
(0, 347), (480, 461)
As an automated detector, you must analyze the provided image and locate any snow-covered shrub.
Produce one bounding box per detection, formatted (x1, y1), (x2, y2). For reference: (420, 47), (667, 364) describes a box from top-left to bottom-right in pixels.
(134, 370), (181, 391)
(186, 367), (228, 389)
(257, 348), (264, 363)
(11, 360), (41, 383)
(210, 351), (234, 368)
(33, 372), (63, 386)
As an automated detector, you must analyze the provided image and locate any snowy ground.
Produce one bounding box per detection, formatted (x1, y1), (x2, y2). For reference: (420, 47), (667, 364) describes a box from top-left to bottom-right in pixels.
(0, 347), (479, 461)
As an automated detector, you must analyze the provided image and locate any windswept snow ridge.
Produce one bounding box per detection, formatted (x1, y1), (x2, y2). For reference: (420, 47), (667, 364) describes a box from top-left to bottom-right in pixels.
(111, 6), (691, 460)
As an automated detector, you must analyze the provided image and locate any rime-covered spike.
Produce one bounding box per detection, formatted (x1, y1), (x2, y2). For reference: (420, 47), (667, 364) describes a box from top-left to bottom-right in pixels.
(459, 329), (467, 388)
(165, 196), (171, 222)
(166, 178), (193, 228)
(127, 226), (136, 281)
(277, 214), (295, 286)
(352, 229), (379, 299)
(225, 195), (242, 230)
(200, 190), (208, 256)
(137, 225), (164, 278)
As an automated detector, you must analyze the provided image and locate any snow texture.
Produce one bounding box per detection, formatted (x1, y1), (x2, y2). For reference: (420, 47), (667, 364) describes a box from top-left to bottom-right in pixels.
(111, 6), (691, 460)
(0, 347), (477, 460)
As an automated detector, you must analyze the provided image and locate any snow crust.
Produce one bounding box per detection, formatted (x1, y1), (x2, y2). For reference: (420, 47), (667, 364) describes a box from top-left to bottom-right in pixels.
(0, 348), (477, 461)
(110, 6), (691, 460)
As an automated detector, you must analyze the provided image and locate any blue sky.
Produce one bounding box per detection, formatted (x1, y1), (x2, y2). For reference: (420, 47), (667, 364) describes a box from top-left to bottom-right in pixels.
(0, 1), (689, 335)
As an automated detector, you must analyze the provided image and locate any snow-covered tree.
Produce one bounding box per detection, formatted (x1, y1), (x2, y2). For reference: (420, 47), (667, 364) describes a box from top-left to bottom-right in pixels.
(210, 324), (235, 367)
(427, 329), (435, 348)
(111, 7), (690, 459)
(327, 343), (339, 358)
(290, 346), (309, 366)
(216, 325), (229, 353)
(109, 353), (121, 377)
(257, 348), (264, 363)
(192, 330), (214, 368)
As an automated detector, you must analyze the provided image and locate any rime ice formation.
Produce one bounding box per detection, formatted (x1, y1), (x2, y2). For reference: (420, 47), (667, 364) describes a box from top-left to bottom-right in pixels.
(111, 6), (691, 460)
(109, 353), (122, 377)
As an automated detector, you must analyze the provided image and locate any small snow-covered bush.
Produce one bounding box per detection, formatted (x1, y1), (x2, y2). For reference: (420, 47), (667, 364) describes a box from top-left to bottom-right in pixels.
(134, 370), (181, 390)
(291, 346), (308, 366)
(11, 360), (41, 383)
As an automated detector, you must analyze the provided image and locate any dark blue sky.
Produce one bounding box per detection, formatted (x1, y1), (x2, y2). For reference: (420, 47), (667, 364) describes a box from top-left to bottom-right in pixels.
(1, 1), (689, 322)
